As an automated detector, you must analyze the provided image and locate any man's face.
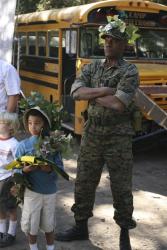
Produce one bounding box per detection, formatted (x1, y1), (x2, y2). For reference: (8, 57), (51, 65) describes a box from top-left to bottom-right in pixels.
(104, 36), (126, 59)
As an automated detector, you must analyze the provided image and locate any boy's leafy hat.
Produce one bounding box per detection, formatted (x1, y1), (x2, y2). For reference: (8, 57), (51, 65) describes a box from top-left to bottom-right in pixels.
(99, 15), (140, 44)
(19, 91), (66, 131)
(23, 106), (51, 131)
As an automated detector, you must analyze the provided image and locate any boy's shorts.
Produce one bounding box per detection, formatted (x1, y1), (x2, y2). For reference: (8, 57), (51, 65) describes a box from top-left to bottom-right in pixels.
(21, 188), (57, 235)
(0, 177), (17, 212)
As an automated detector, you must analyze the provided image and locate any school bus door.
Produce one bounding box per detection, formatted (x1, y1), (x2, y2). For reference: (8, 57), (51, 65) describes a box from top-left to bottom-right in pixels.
(61, 30), (77, 132)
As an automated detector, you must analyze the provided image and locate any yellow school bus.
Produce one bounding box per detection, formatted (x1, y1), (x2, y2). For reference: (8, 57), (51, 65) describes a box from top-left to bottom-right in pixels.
(14, 0), (167, 135)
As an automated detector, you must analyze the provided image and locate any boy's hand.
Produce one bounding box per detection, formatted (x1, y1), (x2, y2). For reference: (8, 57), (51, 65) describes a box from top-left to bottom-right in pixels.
(23, 164), (37, 173)
(40, 164), (52, 172)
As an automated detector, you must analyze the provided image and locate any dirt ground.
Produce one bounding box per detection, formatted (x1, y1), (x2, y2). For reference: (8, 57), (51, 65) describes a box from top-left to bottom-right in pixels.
(5, 141), (167, 250)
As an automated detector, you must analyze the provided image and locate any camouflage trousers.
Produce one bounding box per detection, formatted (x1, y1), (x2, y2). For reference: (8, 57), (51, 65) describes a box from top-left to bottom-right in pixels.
(71, 127), (136, 229)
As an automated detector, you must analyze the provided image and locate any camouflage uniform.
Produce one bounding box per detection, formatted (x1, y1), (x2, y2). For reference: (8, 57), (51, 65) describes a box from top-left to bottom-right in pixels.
(71, 59), (139, 229)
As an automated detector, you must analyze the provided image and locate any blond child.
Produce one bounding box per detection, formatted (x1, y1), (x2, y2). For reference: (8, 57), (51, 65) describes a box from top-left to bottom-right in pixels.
(0, 112), (19, 247)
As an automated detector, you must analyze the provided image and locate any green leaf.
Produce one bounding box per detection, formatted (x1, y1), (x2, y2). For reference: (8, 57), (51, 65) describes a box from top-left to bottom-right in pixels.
(126, 24), (140, 44)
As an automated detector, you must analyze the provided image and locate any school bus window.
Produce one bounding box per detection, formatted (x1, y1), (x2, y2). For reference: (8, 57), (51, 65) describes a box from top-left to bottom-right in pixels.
(13, 37), (18, 56)
(48, 31), (59, 57)
(37, 32), (47, 57)
(28, 32), (36, 55)
(19, 33), (27, 55)
(12, 36), (19, 66)
(79, 27), (138, 58)
(88, 7), (114, 24)
(123, 44), (136, 58)
(62, 37), (66, 48)
(62, 32), (66, 48)
(137, 29), (167, 59)
(80, 28), (102, 58)
(62, 33), (66, 58)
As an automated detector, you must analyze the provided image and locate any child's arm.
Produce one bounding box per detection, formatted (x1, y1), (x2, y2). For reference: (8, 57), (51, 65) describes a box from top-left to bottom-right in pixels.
(22, 164), (37, 173)
(15, 141), (26, 159)
(39, 164), (52, 172)
(15, 141), (37, 173)
(41, 151), (64, 172)
(40, 152), (64, 175)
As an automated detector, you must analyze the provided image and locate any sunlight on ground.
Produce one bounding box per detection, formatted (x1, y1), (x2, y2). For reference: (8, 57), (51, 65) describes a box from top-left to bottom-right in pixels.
(94, 204), (114, 218)
(58, 193), (74, 207)
(58, 160), (167, 249)
(132, 190), (167, 250)
(134, 190), (167, 224)
(64, 159), (77, 178)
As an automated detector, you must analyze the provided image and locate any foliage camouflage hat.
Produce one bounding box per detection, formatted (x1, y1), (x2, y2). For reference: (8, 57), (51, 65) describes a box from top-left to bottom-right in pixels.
(23, 106), (51, 131)
(99, 15), (140, 44)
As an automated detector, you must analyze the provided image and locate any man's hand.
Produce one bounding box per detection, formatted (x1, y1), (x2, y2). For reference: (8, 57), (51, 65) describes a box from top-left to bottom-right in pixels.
(73, 86), (115, 100)
(95, 95), (125, 112)
(100, 87), (115, 96)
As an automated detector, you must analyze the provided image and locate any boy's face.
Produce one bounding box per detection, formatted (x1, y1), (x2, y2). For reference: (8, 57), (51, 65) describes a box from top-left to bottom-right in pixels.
(28, 115), (44, 136)
(0, 121), (11, 136)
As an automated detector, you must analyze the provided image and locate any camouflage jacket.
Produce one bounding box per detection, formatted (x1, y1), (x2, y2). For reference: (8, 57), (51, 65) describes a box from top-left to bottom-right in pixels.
(71, 59), (139, 135)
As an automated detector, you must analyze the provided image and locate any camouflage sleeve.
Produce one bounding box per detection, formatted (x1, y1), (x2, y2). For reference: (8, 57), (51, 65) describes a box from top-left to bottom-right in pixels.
(70, 63), (92, 95)
(114, 64), (139, 107)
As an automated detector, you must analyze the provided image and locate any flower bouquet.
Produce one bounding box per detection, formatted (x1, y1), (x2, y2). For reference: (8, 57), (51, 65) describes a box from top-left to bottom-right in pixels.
(35, 130), (72, 158)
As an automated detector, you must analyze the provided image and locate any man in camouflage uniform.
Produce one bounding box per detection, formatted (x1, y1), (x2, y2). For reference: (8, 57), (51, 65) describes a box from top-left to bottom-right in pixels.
(56, 18), (139, 250)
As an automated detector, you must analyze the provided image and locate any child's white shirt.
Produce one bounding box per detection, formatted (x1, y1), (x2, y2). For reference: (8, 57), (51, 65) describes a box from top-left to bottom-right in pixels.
(0, 137), (19, 180)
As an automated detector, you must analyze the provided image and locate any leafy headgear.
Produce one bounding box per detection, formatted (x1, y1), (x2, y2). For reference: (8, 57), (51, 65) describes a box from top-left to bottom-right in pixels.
(99, 15), (140, 44)
(19, 91), (65, 131)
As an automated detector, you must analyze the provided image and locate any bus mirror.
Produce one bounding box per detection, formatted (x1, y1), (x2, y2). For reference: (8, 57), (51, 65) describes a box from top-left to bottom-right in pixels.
(65, 30), (77, 54)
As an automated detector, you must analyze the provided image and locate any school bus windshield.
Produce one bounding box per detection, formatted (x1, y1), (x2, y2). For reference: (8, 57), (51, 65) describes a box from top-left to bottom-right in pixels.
(137, 30), (167, 59)
(79, 27), (167, 60)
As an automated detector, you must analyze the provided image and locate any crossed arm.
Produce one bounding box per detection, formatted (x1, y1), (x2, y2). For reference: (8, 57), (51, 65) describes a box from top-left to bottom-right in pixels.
(72, 86), (125, 112)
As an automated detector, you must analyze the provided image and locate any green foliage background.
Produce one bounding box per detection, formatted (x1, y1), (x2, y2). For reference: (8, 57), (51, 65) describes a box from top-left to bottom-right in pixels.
(17, 0), (95, 14)
(17, 0), (167, 14)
